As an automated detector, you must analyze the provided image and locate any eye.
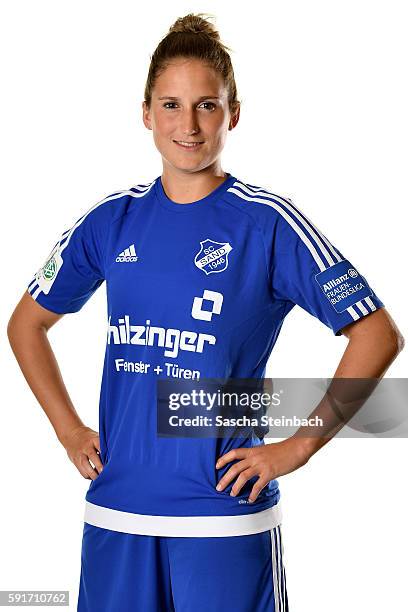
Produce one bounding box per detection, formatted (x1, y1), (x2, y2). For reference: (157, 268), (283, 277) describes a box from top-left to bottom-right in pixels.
(199, 102), (216, 110)
(162, 101), (216, 110)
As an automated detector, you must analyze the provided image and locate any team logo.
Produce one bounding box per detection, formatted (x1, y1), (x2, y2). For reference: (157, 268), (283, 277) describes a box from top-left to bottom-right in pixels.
(194, 239), (232, 275)
(35, 243), (64, 295)
(41, 256), (57, 280)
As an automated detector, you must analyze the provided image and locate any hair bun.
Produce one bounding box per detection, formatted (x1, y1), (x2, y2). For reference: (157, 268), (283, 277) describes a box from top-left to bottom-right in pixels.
(168, 12), (220, 42)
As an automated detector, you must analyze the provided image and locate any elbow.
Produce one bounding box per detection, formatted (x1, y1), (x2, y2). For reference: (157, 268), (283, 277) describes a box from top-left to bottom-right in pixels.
(6, 316), (17, 346)
(6, 308), (24, 346)
(6, 314), (14, 338)
(395, 331), (405, 355)
(382, 327), (405, 361)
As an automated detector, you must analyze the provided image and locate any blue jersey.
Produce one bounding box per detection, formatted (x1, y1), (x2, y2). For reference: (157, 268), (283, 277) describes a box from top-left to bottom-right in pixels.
(27, 173), (384, 536)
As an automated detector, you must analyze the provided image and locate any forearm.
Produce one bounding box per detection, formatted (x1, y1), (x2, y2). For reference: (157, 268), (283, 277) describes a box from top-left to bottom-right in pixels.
(7, 322), (85, 445)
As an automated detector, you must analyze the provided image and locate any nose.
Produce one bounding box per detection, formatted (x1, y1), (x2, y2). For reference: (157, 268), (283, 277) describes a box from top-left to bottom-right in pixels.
(180, 108), (200, 136)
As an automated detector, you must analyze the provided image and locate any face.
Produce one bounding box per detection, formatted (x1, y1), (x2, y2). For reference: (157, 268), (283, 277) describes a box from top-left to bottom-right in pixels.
(142, 57), (239, 174)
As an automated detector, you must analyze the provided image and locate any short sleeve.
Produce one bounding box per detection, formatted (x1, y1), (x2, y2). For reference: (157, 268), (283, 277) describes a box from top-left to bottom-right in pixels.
(26, 201), (109, 314)
(267, 196), (385, 336)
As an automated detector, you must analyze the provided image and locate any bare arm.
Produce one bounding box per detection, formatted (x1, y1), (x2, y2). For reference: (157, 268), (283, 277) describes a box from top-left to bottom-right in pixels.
(215, 307), (405, 502)
(332, 307), (404, 377)
(294, 307), (405, 456)
(7, 290), (103, 480)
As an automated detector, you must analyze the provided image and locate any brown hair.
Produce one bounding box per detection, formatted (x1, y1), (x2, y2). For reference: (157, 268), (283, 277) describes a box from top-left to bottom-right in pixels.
(144, 13), (240, 116)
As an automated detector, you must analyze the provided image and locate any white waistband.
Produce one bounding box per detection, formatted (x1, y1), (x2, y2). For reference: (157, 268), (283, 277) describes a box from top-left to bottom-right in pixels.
(84, 500), (283, 537)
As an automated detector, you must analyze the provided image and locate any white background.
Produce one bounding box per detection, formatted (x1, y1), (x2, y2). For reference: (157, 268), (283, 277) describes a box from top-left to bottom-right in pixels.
(1, 1), (407, 610)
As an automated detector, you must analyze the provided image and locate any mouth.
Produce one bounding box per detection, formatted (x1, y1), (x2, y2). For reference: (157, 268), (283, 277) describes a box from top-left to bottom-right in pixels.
(173, 140), (204, 150)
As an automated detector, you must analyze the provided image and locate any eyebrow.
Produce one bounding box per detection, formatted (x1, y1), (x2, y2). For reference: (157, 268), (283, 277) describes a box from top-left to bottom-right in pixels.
(157, 96), (220, 101)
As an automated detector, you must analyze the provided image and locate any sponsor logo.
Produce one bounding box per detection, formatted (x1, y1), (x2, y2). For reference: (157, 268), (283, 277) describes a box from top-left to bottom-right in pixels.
(194, 239), (232, 275)
(116, 243), (138, 263)
(322, 268), (358, 292)
(191, 290), (224, 321)
(107, 315), (216, 358)
(315, 260), (373, 313)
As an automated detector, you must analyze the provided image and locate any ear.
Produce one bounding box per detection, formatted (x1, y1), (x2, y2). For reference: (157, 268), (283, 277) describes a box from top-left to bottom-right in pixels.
(229, 103), (241, 130)
(142, 101), (152, 130)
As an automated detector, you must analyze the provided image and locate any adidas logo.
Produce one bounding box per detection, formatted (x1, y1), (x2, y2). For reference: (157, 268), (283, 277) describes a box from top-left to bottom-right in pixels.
(116, 243), (138, 263)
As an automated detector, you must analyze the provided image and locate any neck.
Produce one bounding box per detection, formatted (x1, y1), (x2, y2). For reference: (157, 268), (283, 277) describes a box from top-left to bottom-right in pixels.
(160, 164), (227, 204)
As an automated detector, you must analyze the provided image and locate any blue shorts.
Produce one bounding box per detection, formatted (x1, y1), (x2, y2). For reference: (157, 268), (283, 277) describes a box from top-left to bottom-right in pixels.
(77, 522), (289, 611)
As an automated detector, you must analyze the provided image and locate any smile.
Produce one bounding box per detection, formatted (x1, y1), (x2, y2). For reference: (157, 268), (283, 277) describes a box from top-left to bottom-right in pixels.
(174, 140), (204, 149)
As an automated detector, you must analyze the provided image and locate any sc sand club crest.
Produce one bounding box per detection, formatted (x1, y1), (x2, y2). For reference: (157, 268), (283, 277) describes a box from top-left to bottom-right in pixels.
(194, 239), (232, 275)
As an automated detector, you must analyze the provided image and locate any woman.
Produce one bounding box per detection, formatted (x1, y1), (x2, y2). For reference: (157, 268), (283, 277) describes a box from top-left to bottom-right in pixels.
(7, 12), (404, 612)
